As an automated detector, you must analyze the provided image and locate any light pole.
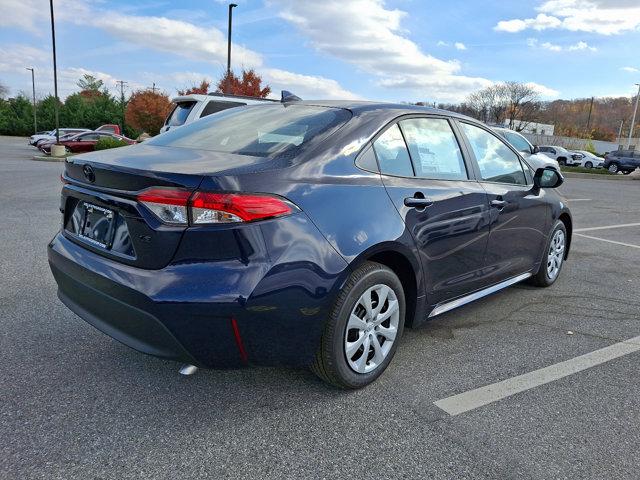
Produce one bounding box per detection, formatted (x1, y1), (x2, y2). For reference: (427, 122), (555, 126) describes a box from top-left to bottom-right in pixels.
(25, 67), (37, 134)
(49, 0), (60, 144)
(226, 3), (238, 94)
(628, 83), (640, 149)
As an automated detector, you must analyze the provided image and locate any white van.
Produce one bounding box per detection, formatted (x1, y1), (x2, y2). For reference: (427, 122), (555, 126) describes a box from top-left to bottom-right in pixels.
(159, 93), (275, 134)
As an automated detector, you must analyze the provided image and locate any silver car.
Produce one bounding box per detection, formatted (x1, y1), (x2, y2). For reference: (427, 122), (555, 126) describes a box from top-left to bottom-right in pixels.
(492, 127), (560, 170)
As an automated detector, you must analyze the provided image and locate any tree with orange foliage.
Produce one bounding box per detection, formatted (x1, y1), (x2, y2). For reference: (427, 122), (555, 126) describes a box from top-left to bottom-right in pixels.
(216, 69), (271, 98)
(125, 90), (172, 135)
(177, 80), (211, 96)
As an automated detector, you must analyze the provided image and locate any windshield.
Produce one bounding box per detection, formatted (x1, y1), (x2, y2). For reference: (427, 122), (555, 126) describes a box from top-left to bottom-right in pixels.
(166, 101), (197, 127)
(149, 104), (352, 159)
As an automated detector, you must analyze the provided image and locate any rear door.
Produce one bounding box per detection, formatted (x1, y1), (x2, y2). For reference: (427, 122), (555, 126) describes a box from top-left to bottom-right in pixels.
(372, 116), (491, 305)
(73, 133), (100, 152)
(457, 121), (549, 282)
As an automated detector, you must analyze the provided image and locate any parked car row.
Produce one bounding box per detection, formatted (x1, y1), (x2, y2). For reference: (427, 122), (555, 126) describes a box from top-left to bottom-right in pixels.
(28, 124), (133, 155)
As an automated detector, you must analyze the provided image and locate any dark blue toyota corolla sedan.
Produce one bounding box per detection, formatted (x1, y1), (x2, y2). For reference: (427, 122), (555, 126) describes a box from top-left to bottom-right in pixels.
(48, 100), (571, 388)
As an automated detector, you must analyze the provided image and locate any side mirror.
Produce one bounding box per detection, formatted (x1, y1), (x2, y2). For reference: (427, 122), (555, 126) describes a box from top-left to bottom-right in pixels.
(532, 145), (540, 154)
(534, 167), (564, 189)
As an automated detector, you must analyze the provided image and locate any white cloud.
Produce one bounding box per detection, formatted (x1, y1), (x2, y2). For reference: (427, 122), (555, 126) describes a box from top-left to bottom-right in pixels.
(495, 0), (640, 35)
(454, 42), (467, 50)
(0, 44), (48, 73)
(541, 41), (563, 51)
(271, 0), (507, 101)
(262, 69), (362, 99)
(526, 38), (597, 52)
(568, 40), (597, 51)
(526, 81), (560, 98)
(436, 40), (449, 46)
(621, 66), (639, 73)
(495, 13), (562, 32)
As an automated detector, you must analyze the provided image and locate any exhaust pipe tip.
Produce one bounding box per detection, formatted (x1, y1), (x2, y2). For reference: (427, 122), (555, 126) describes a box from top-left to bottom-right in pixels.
(179, 364), (199, 376)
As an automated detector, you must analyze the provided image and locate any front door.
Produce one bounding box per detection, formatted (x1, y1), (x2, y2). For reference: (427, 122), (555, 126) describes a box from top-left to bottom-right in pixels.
(371, 117), (491, 305)
(457, 122), (549, 282)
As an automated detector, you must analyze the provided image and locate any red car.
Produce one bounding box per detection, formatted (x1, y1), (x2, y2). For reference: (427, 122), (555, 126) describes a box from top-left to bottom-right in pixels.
(39, 132), (135, 154)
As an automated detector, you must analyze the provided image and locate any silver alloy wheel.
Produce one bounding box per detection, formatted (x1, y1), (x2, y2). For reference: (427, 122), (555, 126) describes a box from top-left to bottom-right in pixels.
(584, 161), (592, 168)
(546, 229), (565, 280)
(608, 164), (618, 173)
(344, 284), (400, 374)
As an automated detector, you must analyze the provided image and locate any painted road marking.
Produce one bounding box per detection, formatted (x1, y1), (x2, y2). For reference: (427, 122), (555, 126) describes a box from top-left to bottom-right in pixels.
(575, 222), (640, 232)
(434, 335), (640, 416)
(575, 233), (640, 250)
(567, 198), (591, 202)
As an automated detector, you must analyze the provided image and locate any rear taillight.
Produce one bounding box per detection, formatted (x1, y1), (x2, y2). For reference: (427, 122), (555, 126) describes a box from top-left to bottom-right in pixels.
(138, 187), (191, 224)
(190, 192), (293, 224)
(137, 188), (296, 225)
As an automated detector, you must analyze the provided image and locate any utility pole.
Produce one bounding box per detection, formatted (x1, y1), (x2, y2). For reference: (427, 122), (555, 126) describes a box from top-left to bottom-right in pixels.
(116, 80), (128, 134)
(226, 3), (238, 94)
(151, 82), (157, 93)
(586, 96), (594, 132)
(628, 83), (640, 150)
(25, 67), (37, 134)
(49, 0), (59, 143)
(617, 120), (624, 146)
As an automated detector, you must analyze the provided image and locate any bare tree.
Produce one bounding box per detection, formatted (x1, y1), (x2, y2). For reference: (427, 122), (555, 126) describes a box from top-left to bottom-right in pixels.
(503, 81), (539, 130)
(465, 81), (539, 129)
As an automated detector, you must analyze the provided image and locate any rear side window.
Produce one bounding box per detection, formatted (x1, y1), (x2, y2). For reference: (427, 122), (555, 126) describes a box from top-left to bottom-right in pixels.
(166, 101), (197, 126)
(149, 104), (351, 159)
(460, 123), (527, 185)
(200, 100), (246, 118)
(372, 124), (414, 177)
(399, 118), (467, 180)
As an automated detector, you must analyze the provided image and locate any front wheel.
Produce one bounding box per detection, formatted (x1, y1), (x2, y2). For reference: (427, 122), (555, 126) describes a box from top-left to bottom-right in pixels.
(558, 158), (566, 166)
(312, 261), (405, 389)
(529, 221), (567, 287)
(608, 163), (619, 173)
(584, 161), (593, 168)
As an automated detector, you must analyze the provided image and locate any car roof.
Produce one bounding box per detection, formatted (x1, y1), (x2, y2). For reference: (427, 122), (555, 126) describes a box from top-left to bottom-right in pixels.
(171, 94), (274, 105)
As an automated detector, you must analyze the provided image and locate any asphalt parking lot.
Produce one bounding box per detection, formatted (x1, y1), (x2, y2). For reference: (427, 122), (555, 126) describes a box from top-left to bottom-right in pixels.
(2, 136), (639, 479)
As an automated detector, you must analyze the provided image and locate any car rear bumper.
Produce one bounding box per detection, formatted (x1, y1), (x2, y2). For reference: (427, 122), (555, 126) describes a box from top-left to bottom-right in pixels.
(47, 213), (348, 368)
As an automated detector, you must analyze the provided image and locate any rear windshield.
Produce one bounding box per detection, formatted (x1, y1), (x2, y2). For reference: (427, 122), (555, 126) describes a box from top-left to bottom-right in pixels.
(166, 101), (197, 127)
(149, 104), (351, 158)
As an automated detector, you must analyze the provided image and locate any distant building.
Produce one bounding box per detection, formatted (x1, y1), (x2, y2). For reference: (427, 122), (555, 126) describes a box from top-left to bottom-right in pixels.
(504, 120), (555, 136)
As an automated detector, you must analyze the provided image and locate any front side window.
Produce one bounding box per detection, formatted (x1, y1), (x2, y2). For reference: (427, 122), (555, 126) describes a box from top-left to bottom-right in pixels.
(460, 123), (527, 185)
(399, 118), (467, 180)
(372, 124), (414, 177)
(504, 132), (532, 154)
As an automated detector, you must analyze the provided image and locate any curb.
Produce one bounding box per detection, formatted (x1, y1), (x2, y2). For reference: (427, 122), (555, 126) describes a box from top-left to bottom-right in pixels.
(563, 171), (639, 181)
(32, 155), (65, 162)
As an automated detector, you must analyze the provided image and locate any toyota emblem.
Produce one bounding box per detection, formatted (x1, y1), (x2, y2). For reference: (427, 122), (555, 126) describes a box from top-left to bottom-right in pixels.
(82, 164), (95, 182)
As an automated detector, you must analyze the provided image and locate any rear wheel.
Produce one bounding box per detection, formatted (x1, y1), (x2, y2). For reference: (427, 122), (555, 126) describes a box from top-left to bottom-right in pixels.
(584, 161), (593, 169)
(529, 221), (567, 287)
(608, 163), (619, 174)
(312, 261), (405, 389)
(558, 158), (566, 166)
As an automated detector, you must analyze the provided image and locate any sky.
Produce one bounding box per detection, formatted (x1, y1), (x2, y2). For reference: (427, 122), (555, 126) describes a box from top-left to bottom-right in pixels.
(1, 0), (640, 104)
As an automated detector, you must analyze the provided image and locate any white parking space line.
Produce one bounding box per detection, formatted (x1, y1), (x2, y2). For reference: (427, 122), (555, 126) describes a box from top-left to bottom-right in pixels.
(575, 233), (640, 250)
(434, 336), (640, 416)
(567, 198), (591, 202)
(575, 222), (640, 232)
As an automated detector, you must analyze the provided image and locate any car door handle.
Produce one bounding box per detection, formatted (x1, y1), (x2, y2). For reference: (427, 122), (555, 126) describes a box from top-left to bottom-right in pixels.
(491, 199), (508, 209)
(404, 196), (434, 208)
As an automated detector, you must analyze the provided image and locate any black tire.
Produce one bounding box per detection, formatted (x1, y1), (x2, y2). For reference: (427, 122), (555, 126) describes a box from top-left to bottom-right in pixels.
(622, 170), (632, 175)
(529, 220), (567, 287)
(584, 161), (593, 169)
(312, 261), (405, 389)
(558, 158), (566, 166)
(608, 163), (619, 174)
